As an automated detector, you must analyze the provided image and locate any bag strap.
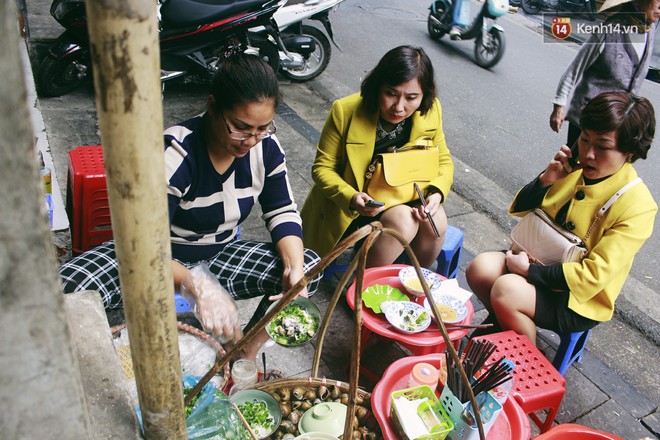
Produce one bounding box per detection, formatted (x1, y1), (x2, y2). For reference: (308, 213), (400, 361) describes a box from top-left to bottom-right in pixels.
(584, 177), (642, 241)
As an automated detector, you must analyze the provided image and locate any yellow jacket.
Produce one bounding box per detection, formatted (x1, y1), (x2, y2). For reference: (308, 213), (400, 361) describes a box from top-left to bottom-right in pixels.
(510, 163), (657, 322)
(301, 93), (454, 257)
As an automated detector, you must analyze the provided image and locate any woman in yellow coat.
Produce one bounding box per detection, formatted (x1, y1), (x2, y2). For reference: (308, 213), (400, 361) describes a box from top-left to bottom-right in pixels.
(301, 45), (454, 267)
(467, 91), (657, 344)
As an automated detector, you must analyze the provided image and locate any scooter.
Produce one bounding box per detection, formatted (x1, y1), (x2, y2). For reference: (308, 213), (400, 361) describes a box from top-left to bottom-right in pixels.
(520, 0), (596, 20)
(37, 0), (287, 97)
(427, 0), (509, 68)
(250, 0), (346, 82)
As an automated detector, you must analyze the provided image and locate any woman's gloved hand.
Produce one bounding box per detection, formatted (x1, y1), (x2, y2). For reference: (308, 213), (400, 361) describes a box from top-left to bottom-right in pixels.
(180, 264), (242, 344)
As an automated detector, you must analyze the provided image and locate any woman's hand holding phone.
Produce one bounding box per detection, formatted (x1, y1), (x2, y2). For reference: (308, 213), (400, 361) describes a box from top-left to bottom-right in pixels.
(351, 192), (385, 216)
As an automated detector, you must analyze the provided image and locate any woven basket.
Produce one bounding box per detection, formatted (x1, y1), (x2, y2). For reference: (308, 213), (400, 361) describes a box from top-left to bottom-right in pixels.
(186, 222), (484, 439)
(111, 321), (230, 391)
(253, 377), (381, 439)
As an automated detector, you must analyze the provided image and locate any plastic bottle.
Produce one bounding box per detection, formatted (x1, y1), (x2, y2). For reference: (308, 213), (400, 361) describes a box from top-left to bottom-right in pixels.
(38, 151), (52, 194)
(229, 359), (258, 396)
(409, 362), (440, 392)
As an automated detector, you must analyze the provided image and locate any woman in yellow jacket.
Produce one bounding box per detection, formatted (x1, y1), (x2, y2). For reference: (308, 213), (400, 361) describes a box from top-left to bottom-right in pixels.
(301, 45), (454, 267)
(467, 91), (657, 344)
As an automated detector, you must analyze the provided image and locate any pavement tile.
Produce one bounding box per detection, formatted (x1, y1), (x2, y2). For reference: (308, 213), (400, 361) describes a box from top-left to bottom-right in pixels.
(574, 399), (655, 439)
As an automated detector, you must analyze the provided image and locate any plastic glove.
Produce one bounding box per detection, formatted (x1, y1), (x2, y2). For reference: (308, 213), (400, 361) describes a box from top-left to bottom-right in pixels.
(180, 264), (242, 344)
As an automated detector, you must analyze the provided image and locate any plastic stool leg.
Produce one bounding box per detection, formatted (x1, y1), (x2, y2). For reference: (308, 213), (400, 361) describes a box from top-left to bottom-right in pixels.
(436, 224), (464, 279)
(552, 330), (591, 375)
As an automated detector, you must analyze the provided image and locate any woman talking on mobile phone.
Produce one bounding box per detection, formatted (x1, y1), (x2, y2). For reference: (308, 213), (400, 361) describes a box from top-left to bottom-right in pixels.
(301, 45), (454, 268)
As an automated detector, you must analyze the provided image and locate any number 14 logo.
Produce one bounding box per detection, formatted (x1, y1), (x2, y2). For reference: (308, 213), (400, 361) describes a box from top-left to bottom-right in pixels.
(552, 17), (572, 40)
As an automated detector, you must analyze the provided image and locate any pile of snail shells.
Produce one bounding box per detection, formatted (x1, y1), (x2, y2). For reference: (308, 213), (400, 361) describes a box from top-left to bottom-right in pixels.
(269, 384), (382, 440)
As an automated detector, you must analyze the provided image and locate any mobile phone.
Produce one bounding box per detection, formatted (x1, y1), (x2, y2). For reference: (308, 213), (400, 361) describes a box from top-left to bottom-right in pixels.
(567, 140), (579, 170)
(366, 200), (385, 207)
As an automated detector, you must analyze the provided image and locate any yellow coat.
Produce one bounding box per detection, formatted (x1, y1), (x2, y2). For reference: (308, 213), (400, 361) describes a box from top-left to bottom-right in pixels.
(510, 163), (657, 322)
(301, 93), (454, 257)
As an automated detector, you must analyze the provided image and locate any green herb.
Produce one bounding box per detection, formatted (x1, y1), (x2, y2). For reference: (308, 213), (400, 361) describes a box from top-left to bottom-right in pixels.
(268, 303), (319, 345)
(237, 398), (275, 437)
(183, 387), (200, 418)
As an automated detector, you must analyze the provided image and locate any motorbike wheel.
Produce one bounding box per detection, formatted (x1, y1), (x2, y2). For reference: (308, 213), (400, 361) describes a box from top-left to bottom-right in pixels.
(521, 0), (542, 14)
(253, 40), (281, 74)
(474, 28), (505, 69)
(37, 56), (88, 97)
(427, 10), (448, 40)
(280, 25), (331, 82)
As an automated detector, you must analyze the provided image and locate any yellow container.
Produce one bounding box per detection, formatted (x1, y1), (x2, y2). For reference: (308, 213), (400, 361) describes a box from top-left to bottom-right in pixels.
(390, 385), (453, 440)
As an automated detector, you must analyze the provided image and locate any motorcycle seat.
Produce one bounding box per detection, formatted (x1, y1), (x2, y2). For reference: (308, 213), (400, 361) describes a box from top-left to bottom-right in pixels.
(160, 0), (268, 29)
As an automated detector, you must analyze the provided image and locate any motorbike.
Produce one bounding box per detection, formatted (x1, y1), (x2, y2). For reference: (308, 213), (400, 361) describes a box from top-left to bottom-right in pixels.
(427, 0), (509, 69)
(37, 0), (288, 97)
(520, 0), (596, 20)
(250, 0), (346, 82)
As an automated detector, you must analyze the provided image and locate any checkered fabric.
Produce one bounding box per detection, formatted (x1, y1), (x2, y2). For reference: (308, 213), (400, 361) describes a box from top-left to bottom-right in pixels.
(59, 240), (322, 324)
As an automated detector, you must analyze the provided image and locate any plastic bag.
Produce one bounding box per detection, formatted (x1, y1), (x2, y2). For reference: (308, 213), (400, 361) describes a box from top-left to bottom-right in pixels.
(137, 376), (250, 439)
(183, 376), (251, 440)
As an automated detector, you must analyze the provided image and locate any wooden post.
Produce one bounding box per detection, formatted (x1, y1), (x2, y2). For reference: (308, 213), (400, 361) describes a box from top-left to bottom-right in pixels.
(84, 1), (186, 438)
(0, 1), (92, 438)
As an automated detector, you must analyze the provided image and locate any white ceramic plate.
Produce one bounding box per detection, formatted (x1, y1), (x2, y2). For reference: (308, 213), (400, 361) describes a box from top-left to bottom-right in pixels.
(381, 301), (431, 334)
(422, 294), (468, 324)
(398, 266), (443, 297)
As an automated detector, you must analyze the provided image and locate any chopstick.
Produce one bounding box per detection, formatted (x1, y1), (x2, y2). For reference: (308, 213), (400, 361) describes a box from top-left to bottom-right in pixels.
(422, 323), (494, 331)
(414, 183), (440, 238)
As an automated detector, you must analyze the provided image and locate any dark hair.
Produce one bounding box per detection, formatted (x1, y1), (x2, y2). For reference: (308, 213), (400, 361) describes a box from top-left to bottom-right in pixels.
(580, 91), (655, 162)
(209, 53), (281, 113)
(360, 45), (437, 116)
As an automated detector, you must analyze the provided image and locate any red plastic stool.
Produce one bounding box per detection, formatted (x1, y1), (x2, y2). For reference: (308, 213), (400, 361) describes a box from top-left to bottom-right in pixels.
(473, 330), (566, 433)
(67, 146), (113, 253)
(534, 423), (624, 440)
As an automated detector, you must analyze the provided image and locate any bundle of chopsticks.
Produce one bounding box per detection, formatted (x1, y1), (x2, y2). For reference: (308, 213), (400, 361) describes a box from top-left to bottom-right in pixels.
(445, 339), (513, 403)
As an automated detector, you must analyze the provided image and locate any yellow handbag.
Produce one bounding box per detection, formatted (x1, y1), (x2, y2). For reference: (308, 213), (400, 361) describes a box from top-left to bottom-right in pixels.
(363, 137), (439, 208)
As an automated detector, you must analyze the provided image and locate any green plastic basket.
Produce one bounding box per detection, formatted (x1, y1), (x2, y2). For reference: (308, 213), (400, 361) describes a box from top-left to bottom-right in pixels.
(390, 385), (454, 440)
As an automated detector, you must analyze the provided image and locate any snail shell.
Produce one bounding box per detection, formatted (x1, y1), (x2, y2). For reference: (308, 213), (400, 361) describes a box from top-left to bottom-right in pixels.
(329, 384), (341, 399)
(317, 385), (329, 401)
(300, 400), (313, 411)
(282, 434), (296, 439)
(288, 409), (302, 425)
(291, 400), (303, 410)
(279, 403), (291, 418)
(355, 405), (370, 421)
(340, 394), (350, 405)
(279, 387), (291, 402)
(292, 386), (305, 401)
(304, 389), (317, 401)
(280, 419), (296, 434)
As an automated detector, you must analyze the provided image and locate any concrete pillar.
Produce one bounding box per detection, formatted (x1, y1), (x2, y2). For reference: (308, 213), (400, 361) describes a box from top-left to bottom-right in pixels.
(0, 1), (91, 437)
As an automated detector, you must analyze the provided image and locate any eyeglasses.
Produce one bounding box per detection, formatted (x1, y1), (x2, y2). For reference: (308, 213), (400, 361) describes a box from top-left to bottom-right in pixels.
(220, 113), (276, 141)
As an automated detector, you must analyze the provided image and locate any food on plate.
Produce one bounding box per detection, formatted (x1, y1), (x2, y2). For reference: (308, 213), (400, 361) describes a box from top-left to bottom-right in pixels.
(268, 303), (319, 346)
(403, 277), (424, 292)
(423, 294), (469, 324)
(398, 266), (443, 296)
(237, 398), (276, 438)
(381, 301), (431, 333)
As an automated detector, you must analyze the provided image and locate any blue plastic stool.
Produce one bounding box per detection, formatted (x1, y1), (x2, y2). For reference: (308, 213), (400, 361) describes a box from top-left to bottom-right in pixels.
(324, 260), (350, 278)
(394, 224), (464, 279)
(552, 329), (591, 375)
(435, 224), (464, 279)
(174, 292), (192, 313)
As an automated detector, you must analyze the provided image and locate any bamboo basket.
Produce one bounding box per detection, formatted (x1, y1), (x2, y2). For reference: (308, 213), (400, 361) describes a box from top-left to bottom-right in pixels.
(187, 222), (487, 440)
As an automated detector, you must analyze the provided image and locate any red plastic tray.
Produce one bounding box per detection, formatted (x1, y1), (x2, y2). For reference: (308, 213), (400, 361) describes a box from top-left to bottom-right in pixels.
(371, 352), (531, 440)
(346, 265), (474, 355)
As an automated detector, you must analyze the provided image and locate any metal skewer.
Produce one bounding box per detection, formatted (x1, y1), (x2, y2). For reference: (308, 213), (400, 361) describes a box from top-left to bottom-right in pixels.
(414, 183), (440, 238)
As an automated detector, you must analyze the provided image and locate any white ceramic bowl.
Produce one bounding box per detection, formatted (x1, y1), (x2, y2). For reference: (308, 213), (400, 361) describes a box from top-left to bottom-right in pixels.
(398, 266), (443, 297)
(381, 301), (432, 334)
(422, 294), (469, 324)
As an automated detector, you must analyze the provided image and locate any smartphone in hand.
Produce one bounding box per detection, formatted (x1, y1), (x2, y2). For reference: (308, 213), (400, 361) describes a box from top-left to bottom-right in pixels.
(366, 200), (385, 207)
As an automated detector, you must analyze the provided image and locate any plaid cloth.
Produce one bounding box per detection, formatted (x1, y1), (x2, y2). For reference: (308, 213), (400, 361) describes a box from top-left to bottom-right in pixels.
(59, 240), (322, 328)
